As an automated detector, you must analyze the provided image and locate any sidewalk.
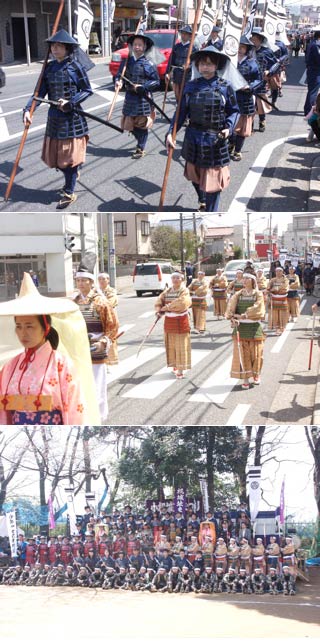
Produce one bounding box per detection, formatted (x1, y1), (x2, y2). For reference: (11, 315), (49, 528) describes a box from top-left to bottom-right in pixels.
(116, 274), (133, 295)
(2, 56), (110, 76)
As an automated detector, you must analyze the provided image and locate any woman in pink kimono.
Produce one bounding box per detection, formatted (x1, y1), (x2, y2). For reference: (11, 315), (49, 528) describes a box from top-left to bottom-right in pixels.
(0, 314), (85, 425)
(0, 272), (96, 426)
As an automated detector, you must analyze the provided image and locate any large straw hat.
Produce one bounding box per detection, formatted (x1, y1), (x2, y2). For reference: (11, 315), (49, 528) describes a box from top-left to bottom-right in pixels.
(0, 273), (78, 316)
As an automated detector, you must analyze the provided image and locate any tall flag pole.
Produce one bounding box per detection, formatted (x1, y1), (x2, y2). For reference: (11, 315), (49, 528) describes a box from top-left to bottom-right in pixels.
(243, 0), (258, 38)
(279, 477), (285, 527)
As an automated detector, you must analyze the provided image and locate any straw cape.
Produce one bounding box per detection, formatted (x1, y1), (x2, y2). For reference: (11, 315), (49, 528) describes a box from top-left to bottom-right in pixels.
(0, 273), (100, 423)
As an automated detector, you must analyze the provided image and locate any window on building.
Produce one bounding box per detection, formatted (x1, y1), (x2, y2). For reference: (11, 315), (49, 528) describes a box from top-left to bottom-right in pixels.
(115, 221), (127, 236)
(141, 220), (150, 236)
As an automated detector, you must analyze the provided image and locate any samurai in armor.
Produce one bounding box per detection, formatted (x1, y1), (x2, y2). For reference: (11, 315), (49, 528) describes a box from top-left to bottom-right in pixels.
(166, 46), (239, 212)
(37, 563), (51, 586)
(175, 565), (193, 593)
(251, 567), (267, 594)
(165, 26), (198, 102)
(88, 566), (104, 588)
(225, 273), (265, 389)
(250, 28), (278, 132)
(151, 566), (169, 592)
(204, 25), (224, 51)
(114, 566), (128, 589)
(115, 34), (160, 159)
(52, 563), (67, 586)
(222, 567), (238, 593)
(123, 566), (139, 590)
(213, 566), (225, 592)
(77, 566), (90, 587)
(23, 30), (93, 209)
(235, 567), (252, 594)
(26, 561), (42, 585)
(201, 566), (215, 593)
(266, 567), (282, 594)
(168, 565), (180, 593)
(229, 36), (262, 161)
(102, 567), (117, 589)
(191, 567), (204, 593)
(281, 566), (296, 595)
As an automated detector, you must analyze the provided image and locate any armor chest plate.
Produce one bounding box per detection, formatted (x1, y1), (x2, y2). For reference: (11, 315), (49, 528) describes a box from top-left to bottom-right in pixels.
(46, 65), (77, 102)
(188, 86), (225, 130)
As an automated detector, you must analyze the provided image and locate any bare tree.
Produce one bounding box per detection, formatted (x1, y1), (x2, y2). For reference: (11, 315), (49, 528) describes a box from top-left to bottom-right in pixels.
(305, 426), (320, 555)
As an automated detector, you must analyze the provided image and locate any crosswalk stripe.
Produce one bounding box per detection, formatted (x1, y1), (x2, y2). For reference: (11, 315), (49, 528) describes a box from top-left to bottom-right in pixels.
(225, 403), (251, 426)
(122, 349), (211, 400)
(106, 347), (165, 384)
(118, 324), (135, 334)
(91, 81), (124, 103)
(0, 105), (10, 143)
(188, 355), (235, 403)
(138, 311), (155, 319)
(270, 321), (295, 353)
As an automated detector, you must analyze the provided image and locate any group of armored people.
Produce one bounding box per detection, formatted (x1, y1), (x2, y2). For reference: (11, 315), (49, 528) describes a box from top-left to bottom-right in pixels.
(22, 22), (289, 211)
(1, 504), (297, 595)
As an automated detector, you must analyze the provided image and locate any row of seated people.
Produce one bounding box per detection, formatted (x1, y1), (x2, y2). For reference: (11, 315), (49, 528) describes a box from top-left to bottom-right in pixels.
(14, 535), (297, 576)
(0, 563), (296, 595)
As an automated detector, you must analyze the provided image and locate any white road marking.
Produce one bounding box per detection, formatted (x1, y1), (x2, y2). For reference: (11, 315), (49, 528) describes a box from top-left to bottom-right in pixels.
(123, 349), (211, 400)
(228, 135), (305, 214)
(106, 347), (165, 384)
(225, 403), (251, 425)
(299, 69), (307, 85)
(0, 92), (31, 103)
(0, 105), (10, 143)
(118, 324), (135, 334)
(188, 355), (236, 404)
(91, 81), (123, 103)
(138, 311), (156, 319)
(270, 321), (295, 353)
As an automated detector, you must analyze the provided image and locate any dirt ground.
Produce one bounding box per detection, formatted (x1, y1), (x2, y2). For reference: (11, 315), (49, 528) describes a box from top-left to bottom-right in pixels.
(1, 568), (319, 640)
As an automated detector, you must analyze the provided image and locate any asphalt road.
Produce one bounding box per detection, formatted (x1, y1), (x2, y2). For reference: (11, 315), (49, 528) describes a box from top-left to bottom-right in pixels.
(106, 287), (320, 426)
(1, 567), (319, 640)
(0, 55), (319, 212)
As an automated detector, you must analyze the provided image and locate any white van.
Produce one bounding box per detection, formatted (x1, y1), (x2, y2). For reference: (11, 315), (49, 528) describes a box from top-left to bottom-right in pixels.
(133, 261), (176, 296)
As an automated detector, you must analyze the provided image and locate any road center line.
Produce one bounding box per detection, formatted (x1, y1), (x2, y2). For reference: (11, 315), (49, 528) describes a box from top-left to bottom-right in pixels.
(225, 403), (251, 425)
(228, 135), (305, 214)
(188, 355), (236, 404)
(123, 349), (211, 400)
(270, 321), (295, 353)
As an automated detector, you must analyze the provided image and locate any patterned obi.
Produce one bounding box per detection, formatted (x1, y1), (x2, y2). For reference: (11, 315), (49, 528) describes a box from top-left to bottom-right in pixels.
(80, 301), (107, 362)
(233, 281), (244, 292)
(287, 280), (299, 298)
(11, 409), (63, 425)
(233, 297), (264, 340)
(212, 288), (227, 300)
(270, 292), (288, 310)
(164, 311), (190, 334)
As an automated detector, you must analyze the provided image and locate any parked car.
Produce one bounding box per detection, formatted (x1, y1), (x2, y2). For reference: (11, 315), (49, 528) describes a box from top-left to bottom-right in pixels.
(133, 261), (176, 296)
(0, 67), (6, 89)
(89, 32), (102, 55)
(109, 29), (177, 84)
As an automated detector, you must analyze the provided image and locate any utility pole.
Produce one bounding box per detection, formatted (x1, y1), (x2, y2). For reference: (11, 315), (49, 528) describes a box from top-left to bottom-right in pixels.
(22, 0), (31, 66)
(99, 213), (104, 272)
(193, 212), (198, 267)
(180, 213), (185, 270)
(107, 212), (116, 287)
(269, 212), (273, 261)
(80, 213), (85, 259)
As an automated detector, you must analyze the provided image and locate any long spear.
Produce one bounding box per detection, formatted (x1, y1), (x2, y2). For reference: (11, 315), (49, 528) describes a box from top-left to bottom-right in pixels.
(162, 0), (184, 112)
(158, 0), (203, 211)
(136, 314), (162, 357)
(4, 0), (65, 202)
(122, 76), (171, 122)
(34, 97), (124, 132)
(106, 16), (143, 122)
(308, 312), (316, 370)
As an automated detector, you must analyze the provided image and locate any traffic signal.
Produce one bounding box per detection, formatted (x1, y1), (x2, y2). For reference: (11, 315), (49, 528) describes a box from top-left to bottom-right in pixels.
(64, 233), (75, 251)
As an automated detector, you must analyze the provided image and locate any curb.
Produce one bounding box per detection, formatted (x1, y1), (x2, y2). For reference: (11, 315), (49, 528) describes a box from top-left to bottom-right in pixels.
(308, 151), (320, 211)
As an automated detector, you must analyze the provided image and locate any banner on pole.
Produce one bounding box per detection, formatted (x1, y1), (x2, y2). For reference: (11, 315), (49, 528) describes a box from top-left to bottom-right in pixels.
(76, 0), (94, 51)
(48, 496), (55, 530)
(197, 4), (217, 47)
(6, 510), (18, 558)
(264, 0), (278, 45)
(243, 0), (258, 38)
(65, 490), (78, 536)
(279, 478), (285, 525)
(248, 466), (261, 522)
(199, 478), (209, 514)
(276, 8), (290, 45)
(222, 0), (243, 65)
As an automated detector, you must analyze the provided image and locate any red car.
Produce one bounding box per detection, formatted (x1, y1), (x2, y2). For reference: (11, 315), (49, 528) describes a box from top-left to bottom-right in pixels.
(109, 29), (178, 85)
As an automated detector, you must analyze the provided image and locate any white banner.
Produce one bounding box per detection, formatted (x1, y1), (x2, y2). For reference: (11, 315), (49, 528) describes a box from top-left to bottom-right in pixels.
(313, 253), (320, 268)
(279, 251), (287, 266)
(243, 0), (258, 38)
(276, 8), (290, 45)
(264, 0), (278, 45)
(223, 0), (243, 65)
(197, 4), (217, 47)
(76, 0), (94, 51)
(65, 491), (78, 536)
(6, 511), (18, 558)
(248, 466), (261, 522)
(199, 478), (209, 514)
